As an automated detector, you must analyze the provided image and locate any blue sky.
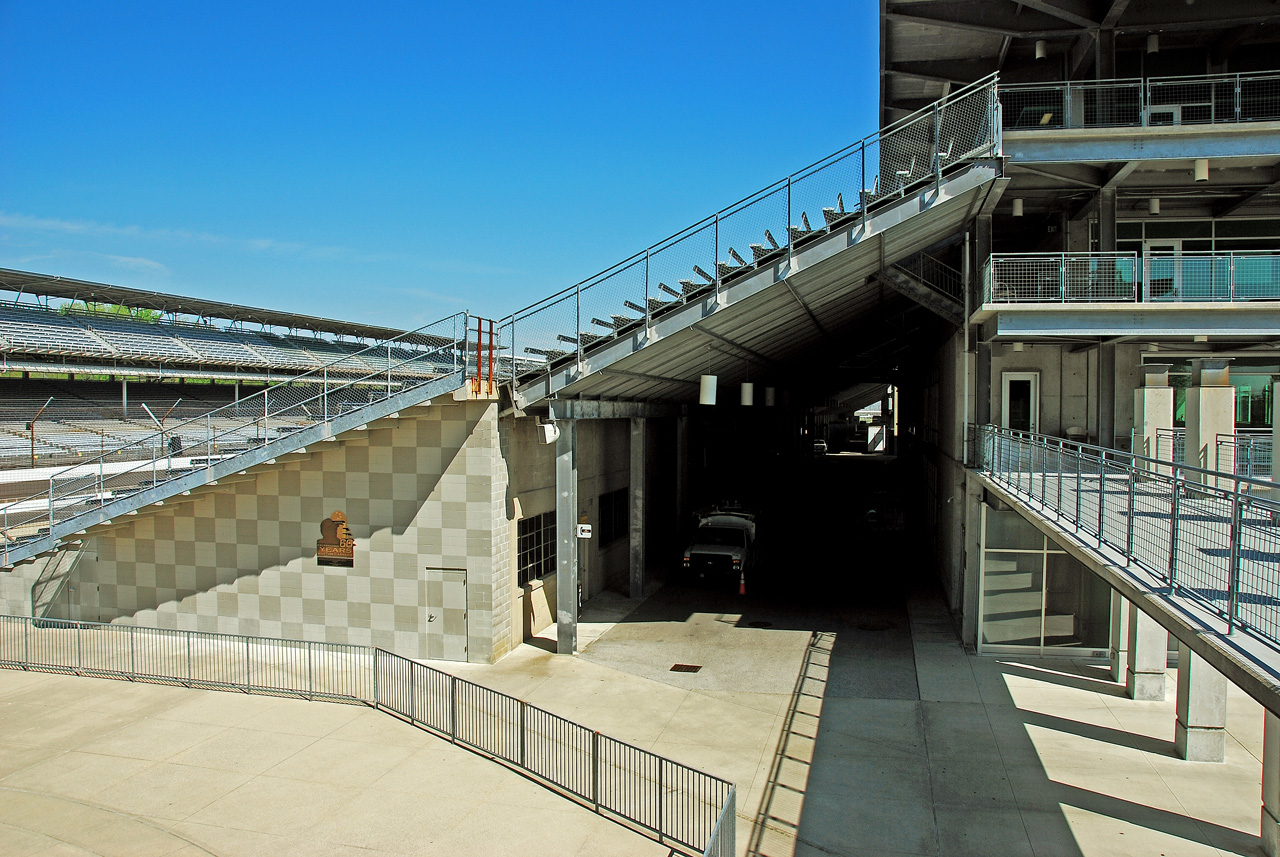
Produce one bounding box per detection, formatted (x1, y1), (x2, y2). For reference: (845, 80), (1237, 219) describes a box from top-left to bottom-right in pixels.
(0, 2), (879, 330)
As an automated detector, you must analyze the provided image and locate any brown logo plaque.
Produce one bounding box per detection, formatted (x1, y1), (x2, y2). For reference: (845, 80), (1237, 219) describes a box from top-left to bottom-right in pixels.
(317, 511), (355, 567)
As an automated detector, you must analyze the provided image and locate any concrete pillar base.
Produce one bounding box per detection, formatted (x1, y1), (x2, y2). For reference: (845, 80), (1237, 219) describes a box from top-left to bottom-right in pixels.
(1127, 671), (1167, 702)
(1126, 607), (1166, 701)
(1109, 591), (1131, 683)
(1174, 720), (1226, 762)
(1175, 641), (1227, 762)
(1263, 805), (1280, 857)
(1263, 711), (1280, 856)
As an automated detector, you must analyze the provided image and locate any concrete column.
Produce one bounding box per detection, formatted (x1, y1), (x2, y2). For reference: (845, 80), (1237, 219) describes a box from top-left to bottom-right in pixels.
(976, 343), (992, 427)
(1096, 29), (1116, 80)
(1272, 382), (1280, 489)
(1174, 641), (1228, 762)
(1098, 188), (1117, 253)
(1109, 591), (1132, 682)
(1099, 342), (1116, 448)
(1134, 363), (1174, 464)
(1126, 607), (1166, 700)
(628, 418), (645, 599)
(555, 420), (578, 655)
(1185, 358), (1235, 481)
(1263, 710), (1280, 856)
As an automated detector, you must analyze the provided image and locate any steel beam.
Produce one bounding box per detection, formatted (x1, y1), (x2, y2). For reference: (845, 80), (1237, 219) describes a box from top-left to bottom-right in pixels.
(555, 420), (578, 655)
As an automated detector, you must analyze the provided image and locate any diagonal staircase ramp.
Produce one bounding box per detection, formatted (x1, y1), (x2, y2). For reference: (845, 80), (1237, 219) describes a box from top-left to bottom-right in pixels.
(502, 75), (1001, 407)
(875, 253), (965, 325)
(0, 312), (472, 568)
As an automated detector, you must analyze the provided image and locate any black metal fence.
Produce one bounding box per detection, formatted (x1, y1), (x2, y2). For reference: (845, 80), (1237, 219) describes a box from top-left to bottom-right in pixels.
(373, 648), (735, 855)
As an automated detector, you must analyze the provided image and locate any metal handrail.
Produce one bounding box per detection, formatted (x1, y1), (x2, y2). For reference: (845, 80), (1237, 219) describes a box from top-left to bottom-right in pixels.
(0, 614), (735, 855)
(976, 424), (1280, 648)
(0, 312), (470, 555)
(983, 251), (1280, 304)
(1000, 69), (1280, 129)
(502, 74), (1002, 385)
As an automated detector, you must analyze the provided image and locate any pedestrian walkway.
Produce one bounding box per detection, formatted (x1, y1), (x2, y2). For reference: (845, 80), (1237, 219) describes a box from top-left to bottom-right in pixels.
(0, 668), (666, 856)
(439, 583), (1266, 857)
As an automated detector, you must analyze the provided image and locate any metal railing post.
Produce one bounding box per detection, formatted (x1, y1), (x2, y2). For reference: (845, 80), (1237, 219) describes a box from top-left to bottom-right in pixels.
(1125, 463), (1136, 565)
(1228, 483), (1242, 634)
(1075, 448), (1082, 525)
(409, 661), (417, 723)
(449, 674), (458, 742)
(1235, 73), (1242, 122)
(245, 635), (251, 690)
(75, 618), (82, 673)
(387, 342), (392, 399)
(1169, 466), (1182, 587)
(575, 282), (582, 367)
(1098, 452), (1106, 537)
(518, 701), (527, 770)
(372, 647), (379, 707)
(591, 730), (600, 810)
(644, 249), (652, 332)
(1057, 439), (1064, 515)
(1059, 252), (1067, 301)
(657, 758), (665, 843)
(714, 213), (721, 296)
(186, 632), (192, 684)
(787, 175), (794, 263)
(932, 102), (942, 187)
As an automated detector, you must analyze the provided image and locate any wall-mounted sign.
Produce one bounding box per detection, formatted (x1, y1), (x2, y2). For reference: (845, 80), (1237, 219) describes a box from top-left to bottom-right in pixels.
(317, 511), (355, 567)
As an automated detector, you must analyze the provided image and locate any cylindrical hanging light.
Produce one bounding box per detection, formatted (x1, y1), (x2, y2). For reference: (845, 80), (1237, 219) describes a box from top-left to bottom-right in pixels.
(1149, 198), (1161, 215)
(764, 387), (776, 407)
(1147, 33), (1159, 54)
(740, 382), (754, 406)
(1194, 158), (1209, 182)
(699, 374), (718, 405)
(1012, 198), (1024, 217)
(1035, 39), (1047, 60)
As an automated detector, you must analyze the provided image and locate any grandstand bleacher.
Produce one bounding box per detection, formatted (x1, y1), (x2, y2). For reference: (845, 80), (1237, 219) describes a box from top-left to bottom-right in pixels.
(0, 270), (452, 472)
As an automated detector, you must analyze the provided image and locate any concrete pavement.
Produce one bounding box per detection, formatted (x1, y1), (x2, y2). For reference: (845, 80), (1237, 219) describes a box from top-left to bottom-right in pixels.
(0, 668), (667, 856)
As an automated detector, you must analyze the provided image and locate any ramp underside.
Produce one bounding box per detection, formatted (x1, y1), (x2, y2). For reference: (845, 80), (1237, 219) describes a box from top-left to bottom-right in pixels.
(516, 166), (994, 405)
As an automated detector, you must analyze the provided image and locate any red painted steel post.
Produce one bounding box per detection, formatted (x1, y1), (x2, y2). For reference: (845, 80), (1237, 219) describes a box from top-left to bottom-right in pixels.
(487, 319), (495, 395)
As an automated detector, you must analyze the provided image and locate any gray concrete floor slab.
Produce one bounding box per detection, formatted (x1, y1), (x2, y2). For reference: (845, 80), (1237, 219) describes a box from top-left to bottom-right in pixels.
(0, 670), (668, 856)
(437, 576), (1267, 857)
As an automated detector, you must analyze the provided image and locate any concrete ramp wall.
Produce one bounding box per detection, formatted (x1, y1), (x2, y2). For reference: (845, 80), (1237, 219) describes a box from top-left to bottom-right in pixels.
(46, 399), (512, 663)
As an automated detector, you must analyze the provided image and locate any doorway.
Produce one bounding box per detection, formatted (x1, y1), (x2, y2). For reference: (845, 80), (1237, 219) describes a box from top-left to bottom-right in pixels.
(1002, 372), (1040, 434)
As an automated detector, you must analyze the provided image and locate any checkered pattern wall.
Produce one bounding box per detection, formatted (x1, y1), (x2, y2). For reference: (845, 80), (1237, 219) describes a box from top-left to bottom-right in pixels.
(68, 399), (512, 663)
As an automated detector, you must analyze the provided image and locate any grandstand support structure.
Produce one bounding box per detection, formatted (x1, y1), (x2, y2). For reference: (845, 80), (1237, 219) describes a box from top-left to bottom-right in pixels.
(0, 312), (482, 568)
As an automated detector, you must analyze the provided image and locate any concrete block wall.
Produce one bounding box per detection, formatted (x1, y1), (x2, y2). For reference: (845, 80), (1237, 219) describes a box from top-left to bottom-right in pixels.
(55, 399), (511, 663)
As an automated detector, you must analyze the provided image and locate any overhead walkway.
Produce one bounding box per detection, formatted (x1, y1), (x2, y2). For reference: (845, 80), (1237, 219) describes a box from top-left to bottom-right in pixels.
(500, 76), (1003, 409)
(974, 425), (1280, 716)
(0, 312), (476, 568)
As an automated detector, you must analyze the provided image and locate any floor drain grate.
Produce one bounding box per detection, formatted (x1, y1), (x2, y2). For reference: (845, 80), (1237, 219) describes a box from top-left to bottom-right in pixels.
(670, 664), (703, 673)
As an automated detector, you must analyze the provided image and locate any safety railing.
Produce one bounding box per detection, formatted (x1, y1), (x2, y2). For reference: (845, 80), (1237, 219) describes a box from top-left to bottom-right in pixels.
(894, 250), (963, 301)
(501, 75), (1001, 386)
(0, 312), (470, 555)
(1001, 70), (1280, 130)
(1155, 427), (1185, 464)
(983, 252), (1280, 304)
(0, 613), (374, 700)
(374, 649), (735, 855)
(1218, 431), (1273, 481)
(984, 252), (1137, 302)
(0, 615), (735, 856)
(976, 425), (1280, 648)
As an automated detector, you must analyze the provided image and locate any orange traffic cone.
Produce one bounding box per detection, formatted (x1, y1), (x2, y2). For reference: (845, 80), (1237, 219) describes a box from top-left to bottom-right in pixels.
(738, 569), (746, 596)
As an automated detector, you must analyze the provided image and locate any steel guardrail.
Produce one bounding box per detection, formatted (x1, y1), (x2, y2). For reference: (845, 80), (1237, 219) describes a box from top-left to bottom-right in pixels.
(0, 312), (471, 558)
(976, 424), (1280, 649)
(500, 74), (1002, 389)
(1000, 70), (1280, 130)
(0, 614), (735, 855)
(983, 251), (1280, 304)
